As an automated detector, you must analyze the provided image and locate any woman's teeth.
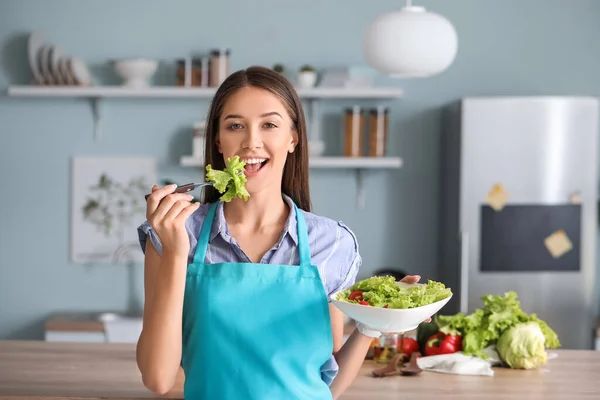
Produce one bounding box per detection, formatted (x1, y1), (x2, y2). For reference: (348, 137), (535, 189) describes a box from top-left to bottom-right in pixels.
(244, 158), (267, 173)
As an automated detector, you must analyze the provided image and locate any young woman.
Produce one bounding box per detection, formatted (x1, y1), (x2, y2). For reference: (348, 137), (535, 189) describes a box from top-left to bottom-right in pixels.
(136, 66), (422, 399)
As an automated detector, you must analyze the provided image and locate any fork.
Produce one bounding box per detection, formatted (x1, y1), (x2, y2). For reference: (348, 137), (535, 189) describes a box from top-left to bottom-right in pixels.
(144, 182), (213, 201)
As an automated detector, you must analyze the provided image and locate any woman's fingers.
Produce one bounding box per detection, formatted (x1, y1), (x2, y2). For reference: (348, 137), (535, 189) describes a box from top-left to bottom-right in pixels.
(154, 193), (194, 220)
(175, 202), (201, 225)
(164, 198), (195, 222)
(400, 275), (421, 284)
(146, 184), (177, 218)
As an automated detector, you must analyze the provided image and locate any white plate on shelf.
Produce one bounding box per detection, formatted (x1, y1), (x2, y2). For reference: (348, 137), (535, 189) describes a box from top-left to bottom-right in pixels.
(38, 44), (54, 85)
(58, 57), (75, 85)
(27, 31), (45, 84)
(69, 57), (92, 86)
(49, 45), (67, 85)
(330, 282), (452, 333)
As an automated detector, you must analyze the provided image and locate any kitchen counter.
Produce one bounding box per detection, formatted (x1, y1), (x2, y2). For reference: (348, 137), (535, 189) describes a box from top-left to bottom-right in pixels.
(1, 340), (599, 399)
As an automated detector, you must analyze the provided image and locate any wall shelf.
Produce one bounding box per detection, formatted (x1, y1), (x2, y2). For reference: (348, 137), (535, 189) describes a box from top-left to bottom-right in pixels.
(7, 84), (404, 208)
(180, 156), (403, 208)
(181, 155), (402, 169)
(6, 85), (404, 99)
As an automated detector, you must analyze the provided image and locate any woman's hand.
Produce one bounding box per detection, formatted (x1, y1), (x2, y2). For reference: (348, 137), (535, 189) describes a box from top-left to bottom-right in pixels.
(399, 274), (421, 284)
(146, 184), (199, 258)
(400, 274), (431, 324)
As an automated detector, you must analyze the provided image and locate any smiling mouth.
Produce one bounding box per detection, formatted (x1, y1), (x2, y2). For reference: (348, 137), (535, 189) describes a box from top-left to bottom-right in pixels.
(243, 158), (269, 173)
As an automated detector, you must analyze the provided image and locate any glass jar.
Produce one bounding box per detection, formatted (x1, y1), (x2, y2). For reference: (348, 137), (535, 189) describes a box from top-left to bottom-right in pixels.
(176, 58), (191, 86)
(343, 106), (364, 157)
(373, 333), (398, 364)
(368, 106), (389, 157)
(209, 49), (231, 87)
(193, 57), (209, 87)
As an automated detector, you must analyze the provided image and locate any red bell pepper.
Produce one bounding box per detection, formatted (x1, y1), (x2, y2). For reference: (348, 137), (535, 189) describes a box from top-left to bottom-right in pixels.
(424, 332), (462, 356)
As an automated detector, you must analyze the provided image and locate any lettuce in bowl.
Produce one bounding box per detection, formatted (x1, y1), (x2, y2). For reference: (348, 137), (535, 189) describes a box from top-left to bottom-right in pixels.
(337, 276), (452, 309)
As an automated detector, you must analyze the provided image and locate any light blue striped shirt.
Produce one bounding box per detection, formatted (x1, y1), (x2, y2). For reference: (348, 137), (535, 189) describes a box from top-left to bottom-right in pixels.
(137, 194), (362, 385)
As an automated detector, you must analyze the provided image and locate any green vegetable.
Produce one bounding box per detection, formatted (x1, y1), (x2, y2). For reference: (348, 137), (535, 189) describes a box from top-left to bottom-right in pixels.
(416, 321), (439, 354)
(437, 291), (560, 359)
(337, 276), (452, 309)
(496, 322), (548, 369)
(205, 155), (250, 202)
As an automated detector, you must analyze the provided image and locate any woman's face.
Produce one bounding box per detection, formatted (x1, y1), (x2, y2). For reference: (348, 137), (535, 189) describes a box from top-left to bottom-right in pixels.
(216, 86), (297, 195)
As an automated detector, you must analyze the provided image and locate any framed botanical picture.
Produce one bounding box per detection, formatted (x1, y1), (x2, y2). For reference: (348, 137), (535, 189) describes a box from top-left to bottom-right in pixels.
(71, 156), (156, 264)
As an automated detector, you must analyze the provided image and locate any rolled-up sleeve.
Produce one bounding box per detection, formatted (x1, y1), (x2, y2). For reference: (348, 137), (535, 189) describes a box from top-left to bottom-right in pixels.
(137, 221), (163, 255)
(320, 356), (339, 386)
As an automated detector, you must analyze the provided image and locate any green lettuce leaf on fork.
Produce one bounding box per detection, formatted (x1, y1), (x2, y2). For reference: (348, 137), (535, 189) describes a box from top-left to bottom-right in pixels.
(205, 155), (250, 202)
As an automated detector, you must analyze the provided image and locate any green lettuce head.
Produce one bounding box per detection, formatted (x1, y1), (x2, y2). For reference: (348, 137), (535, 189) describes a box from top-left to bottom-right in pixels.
(496, 321), (547, 369)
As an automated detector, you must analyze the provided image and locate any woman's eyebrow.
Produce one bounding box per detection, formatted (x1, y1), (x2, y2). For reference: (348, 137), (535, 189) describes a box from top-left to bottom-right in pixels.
(223, 111), (282, 120)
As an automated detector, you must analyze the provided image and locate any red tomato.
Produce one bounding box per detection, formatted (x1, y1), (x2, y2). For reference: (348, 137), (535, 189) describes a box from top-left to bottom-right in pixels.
(348, 290), (364, 301)
(358, 300), (370, 306)
(398, 337), (419, 357)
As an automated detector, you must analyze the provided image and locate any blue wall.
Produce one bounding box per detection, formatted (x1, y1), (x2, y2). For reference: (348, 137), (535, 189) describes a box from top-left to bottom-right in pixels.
(1, 0), (600, 339)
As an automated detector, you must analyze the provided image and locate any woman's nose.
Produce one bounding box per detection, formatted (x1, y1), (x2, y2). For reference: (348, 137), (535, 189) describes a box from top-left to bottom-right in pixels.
(243, 126), (263, 150)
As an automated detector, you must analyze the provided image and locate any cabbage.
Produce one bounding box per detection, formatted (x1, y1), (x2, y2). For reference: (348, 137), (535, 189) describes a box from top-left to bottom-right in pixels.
(496, 322), (548, 369)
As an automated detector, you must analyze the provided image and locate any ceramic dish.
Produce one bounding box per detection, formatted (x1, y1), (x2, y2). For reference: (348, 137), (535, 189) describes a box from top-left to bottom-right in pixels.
(330, 281), (452, 333)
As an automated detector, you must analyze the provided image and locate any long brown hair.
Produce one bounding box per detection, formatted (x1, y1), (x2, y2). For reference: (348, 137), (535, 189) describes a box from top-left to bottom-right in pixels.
(201, 66), (311, 212)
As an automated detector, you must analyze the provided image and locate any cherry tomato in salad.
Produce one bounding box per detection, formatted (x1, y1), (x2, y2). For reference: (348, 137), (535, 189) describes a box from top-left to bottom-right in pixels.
(358, 300), (371, 306)
(348, 290), (364, 301)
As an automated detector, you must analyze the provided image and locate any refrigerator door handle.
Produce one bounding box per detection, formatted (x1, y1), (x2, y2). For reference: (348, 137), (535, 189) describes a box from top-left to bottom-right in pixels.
(459, 231), (469, 314)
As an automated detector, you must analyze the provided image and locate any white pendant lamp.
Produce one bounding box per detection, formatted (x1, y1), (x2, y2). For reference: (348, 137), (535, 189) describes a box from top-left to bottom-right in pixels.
(363, 0), (458, 77)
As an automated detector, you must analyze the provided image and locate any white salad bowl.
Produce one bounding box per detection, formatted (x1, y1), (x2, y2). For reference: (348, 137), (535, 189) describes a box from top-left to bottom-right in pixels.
(330, 282), (453, 333)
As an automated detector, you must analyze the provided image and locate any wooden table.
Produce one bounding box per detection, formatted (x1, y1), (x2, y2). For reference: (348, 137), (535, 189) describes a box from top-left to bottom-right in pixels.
(1, 340), (599, 399)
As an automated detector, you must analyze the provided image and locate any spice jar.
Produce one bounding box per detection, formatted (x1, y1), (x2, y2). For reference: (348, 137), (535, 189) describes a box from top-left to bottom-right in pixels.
(373, 333), (398, 364)
(209, 49), (231, 87)
(368, 106), (389, 157)
(177, 58), (209, 87)
(176, 58), (191, 86)
(343, 106), (364, 157)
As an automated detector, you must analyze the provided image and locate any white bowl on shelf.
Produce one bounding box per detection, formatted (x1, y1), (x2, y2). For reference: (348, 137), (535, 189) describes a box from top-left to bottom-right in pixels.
(113, 58), (158, 88)
(330, 282), (452, 333)
(308, 140), (325, 156)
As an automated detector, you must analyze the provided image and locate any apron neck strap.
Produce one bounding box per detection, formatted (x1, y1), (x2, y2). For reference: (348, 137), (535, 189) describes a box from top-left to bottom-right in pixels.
(293, 204), (312, 268)
(193, 202), (218, 265)
(193, 201), (312, 267)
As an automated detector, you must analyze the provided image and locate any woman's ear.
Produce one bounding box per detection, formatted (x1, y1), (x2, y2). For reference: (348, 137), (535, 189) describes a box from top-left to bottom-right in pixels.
(289, 131), (299, 153)
(216, 134), (222, 153)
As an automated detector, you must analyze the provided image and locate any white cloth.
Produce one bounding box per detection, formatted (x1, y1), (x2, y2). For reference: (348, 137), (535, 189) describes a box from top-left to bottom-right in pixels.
(415, 346), (559, 376)
(416, 353), (495, 376)
(416, 346), (501, 376)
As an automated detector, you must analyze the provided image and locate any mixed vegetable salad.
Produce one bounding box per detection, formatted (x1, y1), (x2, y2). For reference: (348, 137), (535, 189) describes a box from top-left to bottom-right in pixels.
(205, 155), (250, 202)
(336, 276), (452, 309)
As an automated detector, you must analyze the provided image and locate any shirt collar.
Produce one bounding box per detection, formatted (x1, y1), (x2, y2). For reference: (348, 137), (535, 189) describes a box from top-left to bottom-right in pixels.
(209, 194), (298, 246)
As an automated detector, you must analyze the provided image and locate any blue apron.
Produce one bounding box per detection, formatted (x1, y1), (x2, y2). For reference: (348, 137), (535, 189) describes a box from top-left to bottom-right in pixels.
(181, 202), (334, 399)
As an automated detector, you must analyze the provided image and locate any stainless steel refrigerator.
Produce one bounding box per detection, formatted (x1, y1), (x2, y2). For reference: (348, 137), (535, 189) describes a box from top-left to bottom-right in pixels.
(439, 96), (598, 350)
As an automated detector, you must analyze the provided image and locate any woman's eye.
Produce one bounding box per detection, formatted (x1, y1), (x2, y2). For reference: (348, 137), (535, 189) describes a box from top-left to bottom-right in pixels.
(228, 123), (243, 130)
(263, 122), (277, 129)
